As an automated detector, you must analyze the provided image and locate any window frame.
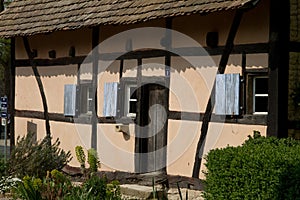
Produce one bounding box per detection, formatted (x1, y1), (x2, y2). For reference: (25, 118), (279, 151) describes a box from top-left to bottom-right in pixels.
(119, 78), (138, 119)
(253, 76), (268, 115)
(78, 80), (93, 116)
(245, 69), (268, 115)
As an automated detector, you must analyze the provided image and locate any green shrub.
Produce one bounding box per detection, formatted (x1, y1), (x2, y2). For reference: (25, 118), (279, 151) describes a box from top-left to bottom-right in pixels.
(9, 132), (72, 178)
(13, 176), (43, 200)
(42, 169), (72, 200)
(63, 175), (121, 200)
(75, 146), (86, 169)
(87, 148), (100, 173)
(203, 132), (300, 200)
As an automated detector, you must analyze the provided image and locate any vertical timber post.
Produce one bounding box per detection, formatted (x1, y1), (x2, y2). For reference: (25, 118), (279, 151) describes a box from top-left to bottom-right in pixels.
(9, 38), (15, 149)
(163, 18), (172, 174)
(91, 26), (100, 149)
(192, 10), (244, 178)
(267, 0), (289, 138)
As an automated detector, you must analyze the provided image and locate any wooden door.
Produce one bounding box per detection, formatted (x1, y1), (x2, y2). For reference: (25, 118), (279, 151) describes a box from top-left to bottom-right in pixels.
(135, 83), (167, 173)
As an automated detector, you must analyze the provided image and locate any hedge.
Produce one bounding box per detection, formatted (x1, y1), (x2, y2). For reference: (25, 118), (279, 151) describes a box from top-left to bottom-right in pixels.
(203, 132), (300, 200)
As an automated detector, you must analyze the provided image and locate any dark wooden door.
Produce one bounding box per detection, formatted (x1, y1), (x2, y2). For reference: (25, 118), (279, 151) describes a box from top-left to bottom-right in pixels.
(135, 83), (167, 173)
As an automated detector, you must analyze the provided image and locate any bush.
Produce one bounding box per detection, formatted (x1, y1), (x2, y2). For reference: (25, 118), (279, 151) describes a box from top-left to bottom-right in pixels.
(9, 132), (72, 178)
(203, 132), (300, 200)
(87, 148), (100, 174)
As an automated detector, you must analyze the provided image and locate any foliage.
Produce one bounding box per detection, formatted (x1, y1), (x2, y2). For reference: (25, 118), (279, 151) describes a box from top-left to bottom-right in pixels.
(106, 180), (121, 200)
(63, 186), (96, 200)
(0, 154), (8, 177)
(42, 169), (72, 200)
(75, 146), (86, 169)
(0, 176), (20, 194)
(12, 172), (121, 200)
(87, 148), (100, 174)
(82, 175), (107, 199)
(203, 131), (300, 200)
(291, 83), (300, 107)
(9, 132), (72, 178)
(75, 146), (100, 176)
(13, 176), (43, 200)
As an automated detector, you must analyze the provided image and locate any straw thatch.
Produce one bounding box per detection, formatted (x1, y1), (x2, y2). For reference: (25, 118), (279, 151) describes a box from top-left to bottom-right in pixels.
(0, 0), (257, 38)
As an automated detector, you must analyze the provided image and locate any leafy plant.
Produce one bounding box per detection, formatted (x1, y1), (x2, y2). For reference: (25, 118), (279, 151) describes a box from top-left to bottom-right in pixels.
(87, 148), (100, 174)
(106, 180), (121, 200)
(82, 175), (107, 199)
(42, 169), (72, 200)
(75, 146), (86, 169)
(291, 83), (300, 107)
(203, 131), (300, 200)
(0, 176), (20, 194)
(9, 132), (72, 178)
(13, 176), (43, 200)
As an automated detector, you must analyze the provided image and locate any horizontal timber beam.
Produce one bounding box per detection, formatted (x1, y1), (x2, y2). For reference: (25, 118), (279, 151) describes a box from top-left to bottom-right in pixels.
(15, 109), (267, 125)
(15, 43), (269, 67)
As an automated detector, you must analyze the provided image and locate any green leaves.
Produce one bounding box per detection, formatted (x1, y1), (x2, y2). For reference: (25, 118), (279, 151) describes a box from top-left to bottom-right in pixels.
(9, 132), (72, 178)
(203, 132), (300, 200)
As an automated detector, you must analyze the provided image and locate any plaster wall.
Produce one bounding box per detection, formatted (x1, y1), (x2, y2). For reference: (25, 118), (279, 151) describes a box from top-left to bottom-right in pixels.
(13, 0), (269, 176)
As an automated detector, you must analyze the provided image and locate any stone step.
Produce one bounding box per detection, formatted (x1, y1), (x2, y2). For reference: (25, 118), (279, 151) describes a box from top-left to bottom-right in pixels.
(120, 184), (167, 199)
(120, 184), (204, 200)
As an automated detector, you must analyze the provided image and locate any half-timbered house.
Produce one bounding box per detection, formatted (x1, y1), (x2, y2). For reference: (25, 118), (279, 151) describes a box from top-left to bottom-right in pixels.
(0, 0), (294, 178)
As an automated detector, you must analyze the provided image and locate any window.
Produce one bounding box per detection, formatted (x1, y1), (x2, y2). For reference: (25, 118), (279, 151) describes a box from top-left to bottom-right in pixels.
(102, 80), (137, 118)
(124, 84), (137, 118)
(253, 77), (268, 114)
(63, 82), (93, 117)
(79, 83), (93, 115)
(245, 70), (268, 115)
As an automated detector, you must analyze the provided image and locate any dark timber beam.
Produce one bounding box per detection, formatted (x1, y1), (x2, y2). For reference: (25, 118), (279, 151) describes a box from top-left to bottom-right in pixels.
(91, 26), (100, 149)
(267, 0), (289, 138)
(9, 38), (15, 149)
(22, 37), (51, 143)
(15, 109), (267, 125)
(14, 43), (270, 67)
(192, 10), (244, 178)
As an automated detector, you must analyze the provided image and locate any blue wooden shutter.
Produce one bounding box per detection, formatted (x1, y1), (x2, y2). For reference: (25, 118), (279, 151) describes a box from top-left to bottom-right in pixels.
(103, 82), (118, 117)
(215, 74), (240, 115)
(64, 84), (77, 116)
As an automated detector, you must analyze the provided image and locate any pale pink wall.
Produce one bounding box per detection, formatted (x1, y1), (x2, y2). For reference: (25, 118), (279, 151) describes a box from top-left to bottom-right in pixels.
(14, 0), (270, 176)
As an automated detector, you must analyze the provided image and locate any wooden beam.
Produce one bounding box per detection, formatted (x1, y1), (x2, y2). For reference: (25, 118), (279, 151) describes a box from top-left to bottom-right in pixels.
(22, 37), (52, 143)
(267, 0), (289, 138)
(9, 38), (15, 148)
(192, 10), (245, 178)
(14, 43), (269, 67)
(14, 109), (267, 125)
(91, 26), (100, 150)
(168, 111), (267, 125)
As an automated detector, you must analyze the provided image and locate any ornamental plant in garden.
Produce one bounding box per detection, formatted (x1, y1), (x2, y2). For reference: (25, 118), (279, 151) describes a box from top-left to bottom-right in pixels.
(203, 131), (300, 200)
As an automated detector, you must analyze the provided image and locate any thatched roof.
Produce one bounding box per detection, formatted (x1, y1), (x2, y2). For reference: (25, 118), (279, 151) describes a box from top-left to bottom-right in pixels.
(0, 0), (258, 38)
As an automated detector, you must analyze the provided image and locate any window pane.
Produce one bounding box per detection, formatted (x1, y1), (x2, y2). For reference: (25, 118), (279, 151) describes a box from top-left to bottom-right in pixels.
(88, 100), (93, 112)
(255, 78), (268, 94)
(255, 96), (268, 112)
(129, 101), (137, 113)
(88, 87), (93, 99)
(130, 87), (137, 99)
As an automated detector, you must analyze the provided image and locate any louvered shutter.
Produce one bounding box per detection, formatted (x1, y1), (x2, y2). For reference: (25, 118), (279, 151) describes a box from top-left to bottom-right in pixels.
(103, 82), (119, 117)
(64, 84), (77, 116)
(215, 74), (240, 115)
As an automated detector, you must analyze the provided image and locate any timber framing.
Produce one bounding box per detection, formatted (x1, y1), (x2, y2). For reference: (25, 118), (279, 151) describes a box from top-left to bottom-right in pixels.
(14, 43), (269, 67)
(267, 0), (289, 138)
(192, 9), (245, 178)
(14, 109), (267, 126)
(9, 38), (15, 147)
